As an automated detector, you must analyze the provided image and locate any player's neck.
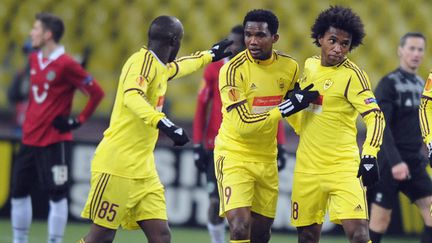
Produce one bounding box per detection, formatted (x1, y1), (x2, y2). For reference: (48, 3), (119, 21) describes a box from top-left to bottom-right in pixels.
(148, 43), (169, 64)
(41, 41), (60, 58)
(399, 63), (417, 75)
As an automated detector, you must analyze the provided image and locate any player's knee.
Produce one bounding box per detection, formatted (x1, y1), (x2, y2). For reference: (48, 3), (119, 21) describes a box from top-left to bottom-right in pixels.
(230, 221), (250, 239)
(297, 227), (320, 243)
(149, 227), (171, 243)
(48, 189), (67, 202)
(349, 227), (369, 243)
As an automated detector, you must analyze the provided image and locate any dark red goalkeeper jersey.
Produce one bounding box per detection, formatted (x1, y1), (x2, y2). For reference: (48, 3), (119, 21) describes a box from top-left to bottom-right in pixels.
(193, 59), (286, 149)
(23, 47), (104, 146)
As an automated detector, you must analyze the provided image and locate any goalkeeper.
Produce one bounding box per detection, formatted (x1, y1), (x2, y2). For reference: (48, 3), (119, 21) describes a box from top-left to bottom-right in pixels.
(79, 15), (232, 243)
(290, 6), (385, 243)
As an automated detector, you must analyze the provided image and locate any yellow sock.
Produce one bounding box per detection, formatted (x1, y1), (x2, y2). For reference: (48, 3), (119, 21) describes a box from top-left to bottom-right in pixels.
(77, 239), (85, 243)
(230, 240), (250, 243)
(367, 241), (372, 243)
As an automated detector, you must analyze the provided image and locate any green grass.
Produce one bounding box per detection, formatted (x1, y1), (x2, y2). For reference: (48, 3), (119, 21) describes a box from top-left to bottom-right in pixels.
(0, 219), (417, 243)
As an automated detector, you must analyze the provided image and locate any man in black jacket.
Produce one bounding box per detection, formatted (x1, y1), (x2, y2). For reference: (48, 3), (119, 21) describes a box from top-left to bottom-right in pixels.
(368, 32), (432, 243)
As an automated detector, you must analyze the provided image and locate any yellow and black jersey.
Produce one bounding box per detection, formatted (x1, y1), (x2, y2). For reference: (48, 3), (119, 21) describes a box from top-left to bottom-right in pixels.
(295, 56), (385, 174)
(92, 47), (212, 178)
(420, 71), (432, 145)
(215, 50), (299, 162)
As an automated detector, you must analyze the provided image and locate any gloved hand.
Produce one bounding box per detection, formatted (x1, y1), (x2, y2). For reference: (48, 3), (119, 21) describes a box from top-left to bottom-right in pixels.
(157, 117), (190, 146)
(53, 116), (81, 133)
(193, 144), (208, 172)
(427, 142), (432, 167)
(278, 84), (319, 117)
(277, 144), (288, 171)
(209, 39), (233, 62)
(357, 155), (380, 187)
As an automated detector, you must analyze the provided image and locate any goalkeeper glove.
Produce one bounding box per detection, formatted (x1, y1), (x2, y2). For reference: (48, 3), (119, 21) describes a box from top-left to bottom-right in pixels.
(209, 39), (233, 62)
(277, 144), (288, 171)
(157, 117), (190, 146)
(53, 116), (81, 133)
(193, 144), (208, 172)
(427, 143), (432, 168)
(357, 155), (380, 187)
(278, 84), (319, 117)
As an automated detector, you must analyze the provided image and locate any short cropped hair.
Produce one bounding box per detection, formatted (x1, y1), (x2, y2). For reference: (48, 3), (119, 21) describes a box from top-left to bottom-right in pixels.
(243, 9), (279, 35)
(399, 32), (426, 47)
(311, 6), (365, 50)
(36, 12), (64, 43)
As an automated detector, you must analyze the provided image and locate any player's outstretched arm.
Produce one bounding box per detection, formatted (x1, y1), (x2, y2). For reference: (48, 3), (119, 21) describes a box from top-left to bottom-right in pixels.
(166, 40), (233, 81)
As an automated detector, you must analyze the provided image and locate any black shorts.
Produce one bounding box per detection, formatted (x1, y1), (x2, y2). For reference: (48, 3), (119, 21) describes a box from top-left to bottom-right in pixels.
(11, 142), (71, 198)
(205, 150), (219, 199)
(369, 158), (432, 209)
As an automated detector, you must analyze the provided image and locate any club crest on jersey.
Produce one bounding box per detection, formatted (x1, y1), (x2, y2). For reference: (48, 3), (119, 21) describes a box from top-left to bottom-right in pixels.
(364, 97), (377, 104)
(46, 70), (56, 81)
(228, 88), (240, 102)
(323, 79), (333, 90)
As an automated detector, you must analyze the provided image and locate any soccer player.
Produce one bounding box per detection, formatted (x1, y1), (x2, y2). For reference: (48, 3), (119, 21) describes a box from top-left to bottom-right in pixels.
(214, 9), (319, 243)
(193, 24), (289, 243)
(290, 6), (385, 243)
(78, 16), (232, 243)
(10, 12), (104, 243)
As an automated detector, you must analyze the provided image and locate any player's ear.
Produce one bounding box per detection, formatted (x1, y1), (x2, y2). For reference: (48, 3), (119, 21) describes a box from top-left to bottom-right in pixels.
(170, 35), (178, 47)
(272, 33), (279, 44)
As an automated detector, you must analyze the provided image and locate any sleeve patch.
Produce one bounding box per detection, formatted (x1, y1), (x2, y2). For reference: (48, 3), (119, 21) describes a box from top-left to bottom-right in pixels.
(425, 76), (432, 92)
(364, 97), (377, 104)
(228, 88), (240, 102)
(82, 75), (93, 85)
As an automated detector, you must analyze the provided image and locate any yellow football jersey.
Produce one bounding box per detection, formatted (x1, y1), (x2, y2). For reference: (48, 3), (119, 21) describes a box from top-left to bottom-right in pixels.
(92, 47), (212, 178)
(215, 50), (299, 162)
(420, 71), (432, 144)
(295, 56), (385, 174)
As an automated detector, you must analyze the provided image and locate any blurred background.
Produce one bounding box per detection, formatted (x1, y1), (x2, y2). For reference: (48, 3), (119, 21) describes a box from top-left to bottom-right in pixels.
(0, 0), (430, 242)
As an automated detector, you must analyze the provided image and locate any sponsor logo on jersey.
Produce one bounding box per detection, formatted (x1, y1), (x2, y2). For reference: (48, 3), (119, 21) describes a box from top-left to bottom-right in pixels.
(306, 95), (323, 114)
(252, 95), (282, 113)
(46, 70), (56, 81)
(364, 97), (377, 104)
(324, 79), (333, 90)
(250, 83), (257, 90)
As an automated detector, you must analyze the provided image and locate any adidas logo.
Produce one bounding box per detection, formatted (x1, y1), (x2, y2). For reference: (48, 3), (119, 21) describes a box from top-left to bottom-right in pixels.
(363, 164), (374, 171)
(295, 94), (304, 102)
(174, 128), (183, 135)
(250, 83), (257, 90)
(354, 204), (363, 211)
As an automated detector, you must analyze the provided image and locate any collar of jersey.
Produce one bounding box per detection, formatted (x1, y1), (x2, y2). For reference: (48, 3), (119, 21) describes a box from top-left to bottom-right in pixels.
(246, 50), (275, 66)
(141, 46), (165, 66)
(37, 45), (65, 70)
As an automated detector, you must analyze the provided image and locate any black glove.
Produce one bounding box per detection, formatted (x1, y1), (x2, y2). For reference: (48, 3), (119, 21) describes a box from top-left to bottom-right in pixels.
(357, 155), (380, 187)
(157, 117), (190, 146)
(209, 39), (233, 62)
(277, 144), (288, 171)
(278, 84), (319, 117)
(52, 116), (81, 133)
(193, 144), (208, 172)
(427, 143), (432, 167)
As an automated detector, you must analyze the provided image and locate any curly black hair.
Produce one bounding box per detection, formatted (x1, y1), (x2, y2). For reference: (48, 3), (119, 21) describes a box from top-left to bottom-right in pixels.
(243, 9), (279, 35)
(311, 6), (365, 50)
